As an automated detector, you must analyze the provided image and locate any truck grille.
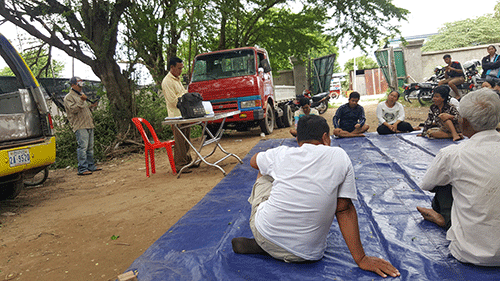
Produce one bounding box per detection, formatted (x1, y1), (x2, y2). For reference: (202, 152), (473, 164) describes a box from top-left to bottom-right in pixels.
(210, 100), (238, 113)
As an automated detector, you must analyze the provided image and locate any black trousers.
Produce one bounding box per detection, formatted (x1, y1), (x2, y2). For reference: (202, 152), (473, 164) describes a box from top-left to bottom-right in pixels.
(377, 121), (414, 135)
(430, 184), (453, 230)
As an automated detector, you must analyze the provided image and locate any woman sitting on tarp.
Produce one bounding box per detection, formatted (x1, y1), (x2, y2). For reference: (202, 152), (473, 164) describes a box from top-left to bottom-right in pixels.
(376, 90), (416, 135)
(418, 86), (463, 142)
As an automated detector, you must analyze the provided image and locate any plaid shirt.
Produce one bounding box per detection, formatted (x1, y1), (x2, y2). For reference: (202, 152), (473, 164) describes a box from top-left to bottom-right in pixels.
(423, 103), (461, 134)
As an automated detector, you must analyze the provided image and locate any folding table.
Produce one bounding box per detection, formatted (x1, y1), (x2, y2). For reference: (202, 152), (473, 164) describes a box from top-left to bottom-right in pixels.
(162, 111), (243, 177)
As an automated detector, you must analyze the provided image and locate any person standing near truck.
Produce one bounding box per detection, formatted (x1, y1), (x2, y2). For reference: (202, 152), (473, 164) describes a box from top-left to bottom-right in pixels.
(161, 57), (193, 173)
(64, 77), (101, 176)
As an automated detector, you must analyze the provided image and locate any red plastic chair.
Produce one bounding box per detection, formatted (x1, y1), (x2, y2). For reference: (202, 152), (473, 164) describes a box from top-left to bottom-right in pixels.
(132, 117), (176, 176)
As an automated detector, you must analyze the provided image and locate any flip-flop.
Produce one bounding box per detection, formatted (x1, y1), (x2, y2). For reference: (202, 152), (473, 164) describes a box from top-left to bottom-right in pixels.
(78, 171), (92, 176)
(92, 168), (103, 171)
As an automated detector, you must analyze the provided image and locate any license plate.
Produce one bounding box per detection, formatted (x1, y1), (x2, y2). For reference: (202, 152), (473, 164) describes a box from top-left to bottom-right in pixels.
(9, 149), (31, 167)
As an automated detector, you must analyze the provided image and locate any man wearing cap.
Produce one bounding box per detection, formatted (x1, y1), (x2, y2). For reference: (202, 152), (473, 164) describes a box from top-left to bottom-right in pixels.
(63, 77), (100, 175)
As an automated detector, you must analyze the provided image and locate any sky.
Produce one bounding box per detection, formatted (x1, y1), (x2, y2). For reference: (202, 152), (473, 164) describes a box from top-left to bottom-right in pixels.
(1, 0), (499, 82)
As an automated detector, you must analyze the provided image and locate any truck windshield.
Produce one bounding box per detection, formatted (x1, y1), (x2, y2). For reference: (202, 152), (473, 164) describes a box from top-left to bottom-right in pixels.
(191, 49), (255, 82)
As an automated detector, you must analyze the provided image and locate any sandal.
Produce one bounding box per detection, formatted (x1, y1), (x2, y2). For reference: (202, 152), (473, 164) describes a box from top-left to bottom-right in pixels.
(78, 171), (92, 176)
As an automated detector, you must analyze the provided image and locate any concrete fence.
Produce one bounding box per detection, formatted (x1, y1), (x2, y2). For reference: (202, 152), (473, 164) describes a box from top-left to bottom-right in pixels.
(403, 40), (497, 83)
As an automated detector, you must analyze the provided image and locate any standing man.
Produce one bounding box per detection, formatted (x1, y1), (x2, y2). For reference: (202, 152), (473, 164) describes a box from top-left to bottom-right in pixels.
(416, 88), (500, 266)
(63, 77), (100, 176)
(333, 91), (369, 137)
(438, 54), (465, 99)
(162, 57), (192, 173)
(232, 115), (400, 278)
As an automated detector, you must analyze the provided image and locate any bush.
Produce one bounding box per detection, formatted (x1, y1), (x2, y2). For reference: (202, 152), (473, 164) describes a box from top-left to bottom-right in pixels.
(135, 87), (173, 140)
(52, 116), (77, 169)
(134, 87), (202, 140)
(53, 86), (202, 169)
(52, 95), (116, 169)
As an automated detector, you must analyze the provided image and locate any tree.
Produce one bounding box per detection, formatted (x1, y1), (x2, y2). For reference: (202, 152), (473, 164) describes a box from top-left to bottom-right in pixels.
(0, 46), (65, 78)
(240, 6), (329, 70)
(343, 55), (378, 73)
(0, 0), (135, 138)
(422, 2), (500, 52)
(422, 17), (500, 52)
(123, 0), (203, 84)
(318, 0), (409, 50)
(125, 0), (408, 86)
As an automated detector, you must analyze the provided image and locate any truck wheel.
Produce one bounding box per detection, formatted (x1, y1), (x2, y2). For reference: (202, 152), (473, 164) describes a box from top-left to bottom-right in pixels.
(260, 105), (274, 135)
(0, 174), (24, 200)
(283, 104), (294, 127)
(276, 109), (285, 128)
(24, 167), (49, 186)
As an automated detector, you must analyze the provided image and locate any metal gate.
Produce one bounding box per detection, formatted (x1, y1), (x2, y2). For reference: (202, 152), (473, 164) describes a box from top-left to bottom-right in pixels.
(374, 47), (406, 89)
(310, 54), (336, 95)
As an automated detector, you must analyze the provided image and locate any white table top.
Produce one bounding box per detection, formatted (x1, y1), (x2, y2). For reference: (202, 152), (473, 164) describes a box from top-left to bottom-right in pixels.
(162, 110), (241, 125)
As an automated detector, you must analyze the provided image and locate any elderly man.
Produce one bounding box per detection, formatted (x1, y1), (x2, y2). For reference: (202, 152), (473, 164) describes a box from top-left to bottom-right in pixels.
(417, 88), (500, 266)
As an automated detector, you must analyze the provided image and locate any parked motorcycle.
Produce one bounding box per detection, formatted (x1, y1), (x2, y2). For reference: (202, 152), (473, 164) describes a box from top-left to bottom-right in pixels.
(292, 90), (331, 114)
(403, 66), (444, 104)
(404, 60), (482, 105)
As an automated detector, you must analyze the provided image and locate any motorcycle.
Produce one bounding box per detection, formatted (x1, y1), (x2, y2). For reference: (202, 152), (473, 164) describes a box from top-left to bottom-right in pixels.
(291, 90), (331, 114)
(403, 60), (482, 105)
(403, 66), (444, 104)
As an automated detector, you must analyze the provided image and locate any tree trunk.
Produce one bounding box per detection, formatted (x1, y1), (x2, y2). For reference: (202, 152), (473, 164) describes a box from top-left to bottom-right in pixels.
(91, 58), (135, 138)
(218, 12), (227, 50)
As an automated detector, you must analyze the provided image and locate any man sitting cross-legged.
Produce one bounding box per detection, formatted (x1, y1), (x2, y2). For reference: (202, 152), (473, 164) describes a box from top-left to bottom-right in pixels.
(417, 88), (500, 266)
(232, 115), (400, 278)
(333, 91), (369, 137)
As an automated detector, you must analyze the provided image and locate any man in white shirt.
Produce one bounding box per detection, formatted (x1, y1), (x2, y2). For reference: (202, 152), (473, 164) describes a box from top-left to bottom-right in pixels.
(232, 115), (400, 278)
(417, 87), (500, 266)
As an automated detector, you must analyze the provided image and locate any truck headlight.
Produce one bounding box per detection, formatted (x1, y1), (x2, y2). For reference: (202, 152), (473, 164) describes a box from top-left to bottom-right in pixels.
(240, 100), (258, 109)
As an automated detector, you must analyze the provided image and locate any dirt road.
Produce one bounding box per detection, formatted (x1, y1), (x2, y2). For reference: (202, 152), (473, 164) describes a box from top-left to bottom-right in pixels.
(0, 101), (428, 281)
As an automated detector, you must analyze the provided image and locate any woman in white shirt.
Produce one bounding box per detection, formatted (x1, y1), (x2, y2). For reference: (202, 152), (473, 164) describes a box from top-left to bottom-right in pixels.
(376, 91), (415, 135)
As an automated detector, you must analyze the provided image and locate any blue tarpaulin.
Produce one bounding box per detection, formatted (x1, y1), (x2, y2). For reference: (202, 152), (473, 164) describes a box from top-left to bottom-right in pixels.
(125, 132), (499, 280)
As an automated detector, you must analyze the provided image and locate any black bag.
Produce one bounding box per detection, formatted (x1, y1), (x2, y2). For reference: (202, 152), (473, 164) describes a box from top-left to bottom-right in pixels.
(177, 92), (206, 119)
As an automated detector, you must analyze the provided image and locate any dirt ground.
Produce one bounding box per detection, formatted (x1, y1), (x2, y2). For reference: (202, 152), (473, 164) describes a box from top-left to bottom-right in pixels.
(0, 101), (429, 281)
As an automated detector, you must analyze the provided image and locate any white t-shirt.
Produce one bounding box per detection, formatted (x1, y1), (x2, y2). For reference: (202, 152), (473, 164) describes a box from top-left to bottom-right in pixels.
(255, 143), (357, 260)
(449, 98), (460, 111)
(376, 101), (405, 125)
(420, 130), (500, 266)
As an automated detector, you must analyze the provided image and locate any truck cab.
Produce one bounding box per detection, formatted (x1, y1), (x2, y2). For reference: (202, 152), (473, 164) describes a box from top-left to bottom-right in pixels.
(188, 47), (294, 134)
(0, 34), (56, 200)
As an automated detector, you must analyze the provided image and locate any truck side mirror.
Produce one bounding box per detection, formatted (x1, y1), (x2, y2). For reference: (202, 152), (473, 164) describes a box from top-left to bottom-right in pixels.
(260, 59), (272, 73)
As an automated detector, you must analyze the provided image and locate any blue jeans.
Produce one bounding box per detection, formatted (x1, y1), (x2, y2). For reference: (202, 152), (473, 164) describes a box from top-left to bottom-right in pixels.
(75, 128), (96, 173)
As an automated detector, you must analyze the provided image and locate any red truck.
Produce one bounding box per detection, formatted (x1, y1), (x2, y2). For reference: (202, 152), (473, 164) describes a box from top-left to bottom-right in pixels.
(187, 47), (296, 135)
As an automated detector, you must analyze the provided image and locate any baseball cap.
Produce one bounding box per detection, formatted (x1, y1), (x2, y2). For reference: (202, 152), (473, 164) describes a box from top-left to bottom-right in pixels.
(69, 76), (82, 85)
